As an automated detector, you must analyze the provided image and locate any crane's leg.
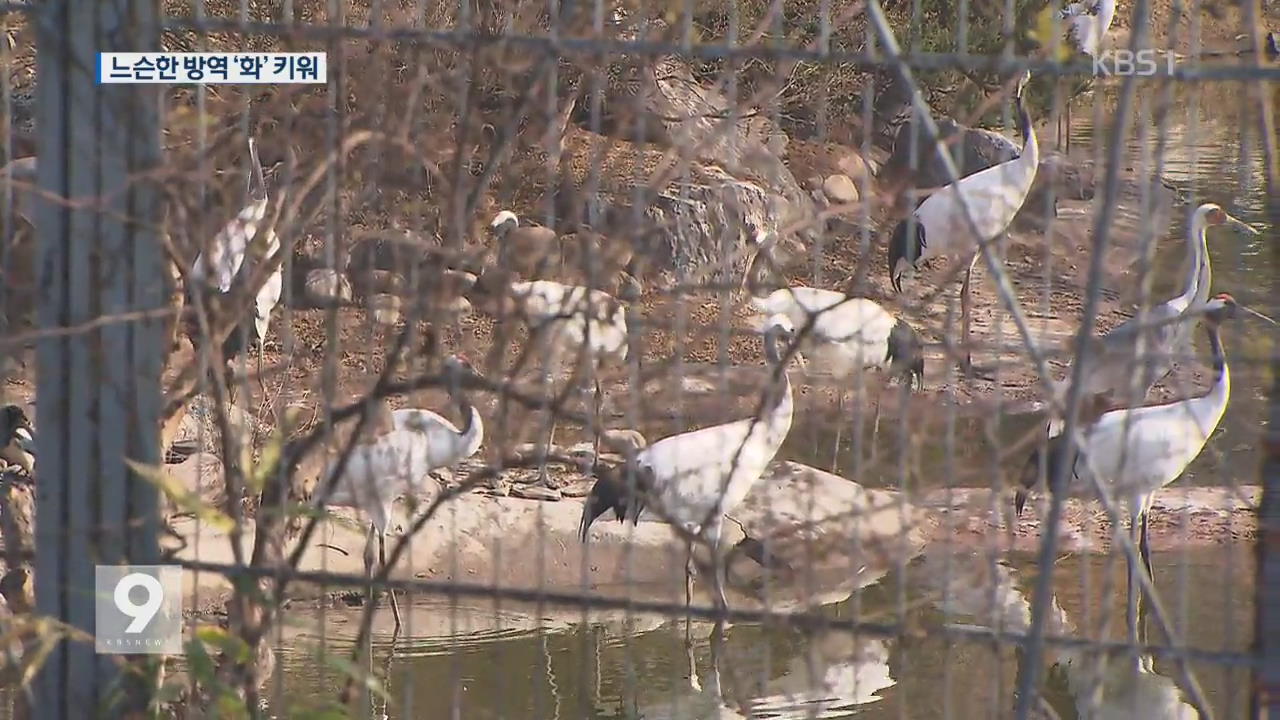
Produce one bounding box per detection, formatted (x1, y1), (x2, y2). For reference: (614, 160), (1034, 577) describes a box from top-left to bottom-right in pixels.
(538, 416), (559, 486)
(223, 358), (240, 409)
(959, 254), (996, 381)
(831, 391), (845, 474)
(871, 387), (884, 465)
(1139, 505), (1153, 582)
(379, 530), (402, 635)
(960, 256), (976, 372)
(1065, 97), (1073, 154)
(708, 518), (729, 613)
(684, 539), (695, 646)
(538, 364), (557, 486)
(255, 318), (269, 401)
(1056, 101), (1064, 152)
(362, 522), (377, 610)
(592, 376), (604, 465)
(1125, 508), (1141, 646)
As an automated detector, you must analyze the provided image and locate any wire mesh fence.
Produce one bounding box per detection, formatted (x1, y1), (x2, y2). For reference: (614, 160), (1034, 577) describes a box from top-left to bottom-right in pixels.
(0, 0), (1277, 717)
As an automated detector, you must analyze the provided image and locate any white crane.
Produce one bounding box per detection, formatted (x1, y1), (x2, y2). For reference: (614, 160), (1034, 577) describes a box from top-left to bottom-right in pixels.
(578, 317), (795, 610)
(487, 210), (558, 278)
(886, 71), (1038, 376)
(389, 357), (485, 469)
(488, 210), (636, 291)
(1016, 293), (1241, 627)
(1058, 651), (1197, 720)
(188, 136), (283, 377)
(471, 274), (629, 484)
(0, 405), (34, 476)
(1049, 203), (1262, 435)
(320, 356), (479, 630)
(749, 285), (924, 469)
(1046, 0), (1116, 149)
(1060, 0), (1117, 60)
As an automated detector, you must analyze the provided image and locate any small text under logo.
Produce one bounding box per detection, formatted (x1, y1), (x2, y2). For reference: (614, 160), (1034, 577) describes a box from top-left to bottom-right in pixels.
(95, 565), (184, 655)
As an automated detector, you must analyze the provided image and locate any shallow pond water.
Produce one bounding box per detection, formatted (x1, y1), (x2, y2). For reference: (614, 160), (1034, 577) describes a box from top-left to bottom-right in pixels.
(270, 547), (1254, 719)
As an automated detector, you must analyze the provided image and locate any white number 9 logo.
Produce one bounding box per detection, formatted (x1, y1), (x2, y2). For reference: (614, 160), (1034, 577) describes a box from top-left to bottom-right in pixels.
(114, 572), (164, 633)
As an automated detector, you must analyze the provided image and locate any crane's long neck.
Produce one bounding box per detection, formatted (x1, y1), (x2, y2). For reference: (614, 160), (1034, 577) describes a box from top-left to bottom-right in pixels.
(1096, 0), (1117, 32)
(762, 337), (795, 434)
(247, 138), (267, 201)
(453, 391), (484, 459)
(1015, 94), (1039, 173)
(1201, 323), (1229, 414)
(1172, 219), (1211, 312)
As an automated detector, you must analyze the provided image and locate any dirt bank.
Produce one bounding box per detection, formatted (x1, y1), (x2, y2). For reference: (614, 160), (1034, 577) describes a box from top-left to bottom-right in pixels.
(927, 485), (1260, 554)
(168, 458), (1258, 612)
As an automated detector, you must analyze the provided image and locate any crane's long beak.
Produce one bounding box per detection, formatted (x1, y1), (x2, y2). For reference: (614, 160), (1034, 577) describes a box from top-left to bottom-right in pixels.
(1225, 214), (1261, 235)
(1241, 303), (1279, 326)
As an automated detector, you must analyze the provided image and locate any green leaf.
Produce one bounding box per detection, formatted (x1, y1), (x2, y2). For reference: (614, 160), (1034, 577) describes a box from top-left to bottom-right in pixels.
(184, 634), (216, 681)
(195, 625), (253, 665)
(215, 691), (251, 718)
(1028, 6), (1077, 63)
(127, 457), (236, 534)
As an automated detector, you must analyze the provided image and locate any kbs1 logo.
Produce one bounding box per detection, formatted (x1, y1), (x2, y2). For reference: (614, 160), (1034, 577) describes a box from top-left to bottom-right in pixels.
(1092, 49), (1177, 77)
(94, 565), (185, 654)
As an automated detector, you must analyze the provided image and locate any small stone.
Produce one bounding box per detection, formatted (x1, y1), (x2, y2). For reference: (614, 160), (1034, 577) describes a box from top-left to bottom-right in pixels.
(482, 482), (510, 497)
(368, 293), (402, 325)
(680, 376), (717, 394)
(442, 268), (478, 293)
(835, 151), (872, 183)
(362, 269), (404, 295)
(559, 480), (595, 498)
(822, 174), (859, 205)
(432, 295), (472, 321)
(430, 467), (455, 487)
(511, 484), (562, 501)
(305, 269), (352, 307)
(601, 428), (647, 454)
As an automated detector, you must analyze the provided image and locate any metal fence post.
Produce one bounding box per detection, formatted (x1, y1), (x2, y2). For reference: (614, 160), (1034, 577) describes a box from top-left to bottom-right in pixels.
(32, 0), (164, 716)
(1254, 100), (1280, 719)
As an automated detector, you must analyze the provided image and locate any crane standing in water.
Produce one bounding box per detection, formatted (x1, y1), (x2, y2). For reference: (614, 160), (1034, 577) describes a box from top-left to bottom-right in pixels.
(1017, 293), (1252, 634)
(578, 318), (796, 612)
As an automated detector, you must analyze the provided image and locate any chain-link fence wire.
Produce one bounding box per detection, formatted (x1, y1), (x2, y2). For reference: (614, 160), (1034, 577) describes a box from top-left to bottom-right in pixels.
(0, 0), (1278, 717)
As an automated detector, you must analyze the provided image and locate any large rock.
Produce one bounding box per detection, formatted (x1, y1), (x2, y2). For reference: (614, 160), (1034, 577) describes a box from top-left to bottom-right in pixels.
(722, 461), (931, 595)
(163, 452), (225, 516)
(172, 396), (272, 455)
(561, 128), (814, 285)
(174, 460), (931, 613)
(304, 268), (352, 307)
(609, 25), (789, 170)
(579, 27), (816, 281)
(822, 174), (860, 205)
